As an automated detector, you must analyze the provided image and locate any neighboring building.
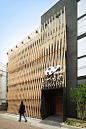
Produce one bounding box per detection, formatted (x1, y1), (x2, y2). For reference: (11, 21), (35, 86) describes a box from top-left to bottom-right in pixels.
(77, 7), (86, 83)
(7, 0), (86, 122)
(0, 70), (6, 105)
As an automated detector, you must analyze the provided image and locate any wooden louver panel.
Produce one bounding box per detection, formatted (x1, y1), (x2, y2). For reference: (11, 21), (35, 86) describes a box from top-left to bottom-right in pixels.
(7, 6), (67, 118)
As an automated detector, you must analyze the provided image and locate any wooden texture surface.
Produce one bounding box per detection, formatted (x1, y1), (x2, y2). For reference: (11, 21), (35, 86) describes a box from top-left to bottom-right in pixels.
(7, 7), (67, 118)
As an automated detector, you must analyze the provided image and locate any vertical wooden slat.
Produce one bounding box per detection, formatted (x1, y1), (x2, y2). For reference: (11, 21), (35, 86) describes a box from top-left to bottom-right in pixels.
(7, 7), (67, 119)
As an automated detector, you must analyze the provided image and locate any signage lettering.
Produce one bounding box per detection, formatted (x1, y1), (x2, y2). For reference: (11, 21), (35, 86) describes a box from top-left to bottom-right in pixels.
(42, 65), (64, 89)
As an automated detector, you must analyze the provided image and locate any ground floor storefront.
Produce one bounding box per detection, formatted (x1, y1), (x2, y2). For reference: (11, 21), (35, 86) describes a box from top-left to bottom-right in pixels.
(41, 87), (66, 122)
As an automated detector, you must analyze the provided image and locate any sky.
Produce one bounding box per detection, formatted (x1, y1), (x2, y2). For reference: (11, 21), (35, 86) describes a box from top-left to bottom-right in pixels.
(0, 0), (86, 76)
(0, 0), (58, 66)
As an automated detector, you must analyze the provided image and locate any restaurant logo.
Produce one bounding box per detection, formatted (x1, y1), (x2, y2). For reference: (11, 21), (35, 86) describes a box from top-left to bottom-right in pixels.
(42, 65), (64, 88)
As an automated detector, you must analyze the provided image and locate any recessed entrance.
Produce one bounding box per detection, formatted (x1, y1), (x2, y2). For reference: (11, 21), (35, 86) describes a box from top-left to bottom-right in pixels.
(56, 96), (63, 115)
(49, 89), (63, 116)
(41, 87), (66, 122)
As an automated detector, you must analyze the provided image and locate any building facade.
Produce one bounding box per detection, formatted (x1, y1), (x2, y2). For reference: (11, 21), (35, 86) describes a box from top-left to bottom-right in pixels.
(41, 0), (77, 120)
(7, 0), (85, 122)
(0, 70), (6, 105)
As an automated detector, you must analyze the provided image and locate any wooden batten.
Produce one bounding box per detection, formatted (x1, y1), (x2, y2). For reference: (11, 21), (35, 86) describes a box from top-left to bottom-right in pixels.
(7, 7), (67, 118)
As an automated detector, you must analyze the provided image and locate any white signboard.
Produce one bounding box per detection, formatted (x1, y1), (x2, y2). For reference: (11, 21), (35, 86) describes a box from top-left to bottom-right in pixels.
(42, 65), (64, 88)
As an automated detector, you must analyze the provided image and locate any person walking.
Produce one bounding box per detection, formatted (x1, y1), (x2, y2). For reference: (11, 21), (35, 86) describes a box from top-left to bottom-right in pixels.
(18, 101), (27, 122)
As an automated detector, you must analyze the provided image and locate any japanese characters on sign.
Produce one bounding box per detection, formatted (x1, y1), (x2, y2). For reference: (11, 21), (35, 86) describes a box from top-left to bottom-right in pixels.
(42, 65), (64, 88)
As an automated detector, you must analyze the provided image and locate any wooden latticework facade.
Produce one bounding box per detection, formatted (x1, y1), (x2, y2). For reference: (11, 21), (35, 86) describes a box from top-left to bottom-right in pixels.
(7, 6), (67, 118)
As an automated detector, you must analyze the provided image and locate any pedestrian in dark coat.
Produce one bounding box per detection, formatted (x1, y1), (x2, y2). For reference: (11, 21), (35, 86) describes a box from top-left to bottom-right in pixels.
(18, 101), (27, 122)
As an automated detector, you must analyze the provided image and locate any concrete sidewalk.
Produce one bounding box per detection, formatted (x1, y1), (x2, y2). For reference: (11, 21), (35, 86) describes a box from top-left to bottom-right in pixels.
(0, 111), (85, 129)
(0, 111), (67, 129)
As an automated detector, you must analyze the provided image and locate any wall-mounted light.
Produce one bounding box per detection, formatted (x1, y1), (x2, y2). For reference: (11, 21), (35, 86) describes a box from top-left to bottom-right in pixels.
(7, 52), (11, 55)
(21, 41), (24, 44)
(36, 30), (38, 33)
(16, 45), (18, 48)
(45, 23), (50, 31)
(28, 36), (30, 39)
(36, 30), (40, 35)
(11, 49), (13, 52)
(56, 15), (59, 18)
(56, 12), (59, 18)
(45, 23), (47, 27)
(16, 45), (22, 51)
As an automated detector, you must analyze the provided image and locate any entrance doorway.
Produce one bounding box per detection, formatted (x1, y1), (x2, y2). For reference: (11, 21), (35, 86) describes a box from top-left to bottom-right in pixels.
(49, 88), (63, 116)
(41, 87), (66, 122)
(56, 96), (63, 115)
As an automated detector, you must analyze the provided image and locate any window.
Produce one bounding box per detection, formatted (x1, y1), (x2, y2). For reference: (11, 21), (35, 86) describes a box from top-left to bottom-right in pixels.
(78, 37), (86, 57)
(78, 57), (86, 77)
